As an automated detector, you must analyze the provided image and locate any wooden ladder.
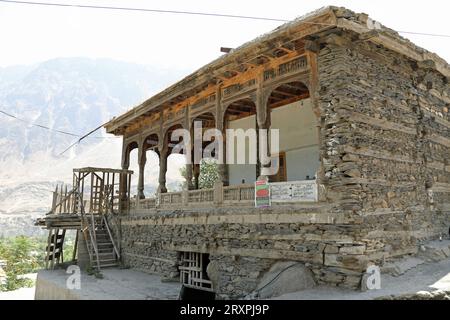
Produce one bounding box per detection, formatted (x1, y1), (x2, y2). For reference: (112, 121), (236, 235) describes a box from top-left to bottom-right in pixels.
(45, 228), (66, 269)
(90, 173), (104, 214)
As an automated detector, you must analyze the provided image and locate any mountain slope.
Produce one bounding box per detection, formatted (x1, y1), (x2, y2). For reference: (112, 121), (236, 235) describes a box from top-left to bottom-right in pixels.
(0, 58), (187, 236)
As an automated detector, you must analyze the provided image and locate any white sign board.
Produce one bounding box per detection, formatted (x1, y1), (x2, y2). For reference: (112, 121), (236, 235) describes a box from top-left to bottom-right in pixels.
(270, 180), (318, 202)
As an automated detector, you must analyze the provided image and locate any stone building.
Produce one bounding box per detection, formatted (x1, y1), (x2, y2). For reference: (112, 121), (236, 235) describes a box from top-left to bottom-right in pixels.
(38, 6), (450, 299)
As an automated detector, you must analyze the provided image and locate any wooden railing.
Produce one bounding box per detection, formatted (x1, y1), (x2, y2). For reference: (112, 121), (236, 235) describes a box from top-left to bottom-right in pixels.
(49, 184), (80, 215)
(131, 183), (254, 211)
(130, 180), (320, 212)
(223, 184), (255, 203)
(137, 198), (157, 209)
(160, 192), (183, 205)
(187, 188), (214, 203)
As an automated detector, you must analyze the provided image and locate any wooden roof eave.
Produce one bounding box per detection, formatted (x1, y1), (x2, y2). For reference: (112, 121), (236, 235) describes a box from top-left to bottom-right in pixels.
(104, 6), (450, 136)
(104, 7), (338, 135)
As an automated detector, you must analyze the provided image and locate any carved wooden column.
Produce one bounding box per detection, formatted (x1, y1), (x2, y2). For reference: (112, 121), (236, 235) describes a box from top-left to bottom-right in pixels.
(216, 85), (228, 186)
(255, 75), (271, 180)
(158, 143), (168, 194)
(120, 138), (131, 211)
(184, 111), (194, 190)
(185, 148), (194, 190)
(218, 130), (229, 186)
(157, 108), (168, 194)
(255, 117), (261, 178)
(193, 163), (200, 190)
(137, 143), (146, 199)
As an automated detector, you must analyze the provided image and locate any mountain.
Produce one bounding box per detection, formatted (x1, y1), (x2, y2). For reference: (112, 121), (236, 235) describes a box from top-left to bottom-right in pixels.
(0, 58), (187, 237)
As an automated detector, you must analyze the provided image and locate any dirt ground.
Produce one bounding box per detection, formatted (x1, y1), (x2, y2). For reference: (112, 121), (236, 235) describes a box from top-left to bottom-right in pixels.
(273, 258), (450, 300)
(1, 258), (449, 300)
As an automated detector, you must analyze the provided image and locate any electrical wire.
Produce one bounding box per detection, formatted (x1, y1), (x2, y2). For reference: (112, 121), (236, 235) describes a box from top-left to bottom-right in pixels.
(0, 108), (117, 139)
(59, 122), (107, 155)
(1, 0), (450, 38)
(0, 0), (290, 22)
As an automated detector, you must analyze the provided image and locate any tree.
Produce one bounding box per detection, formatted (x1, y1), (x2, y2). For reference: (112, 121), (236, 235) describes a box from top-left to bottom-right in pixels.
(179, 158), (219, 189)
(198, 159), (220, 189)
(0, 236), (45, 291)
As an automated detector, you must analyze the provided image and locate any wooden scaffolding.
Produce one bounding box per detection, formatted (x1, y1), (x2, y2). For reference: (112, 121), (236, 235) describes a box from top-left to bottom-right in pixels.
(37, 167), (133, 270)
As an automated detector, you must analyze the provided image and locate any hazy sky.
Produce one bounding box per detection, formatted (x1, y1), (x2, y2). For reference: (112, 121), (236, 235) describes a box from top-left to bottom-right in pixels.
(0, 0), (449, 72)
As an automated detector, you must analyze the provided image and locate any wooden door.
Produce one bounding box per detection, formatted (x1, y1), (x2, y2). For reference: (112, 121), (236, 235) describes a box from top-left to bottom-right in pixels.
(269, 152), (287, 182)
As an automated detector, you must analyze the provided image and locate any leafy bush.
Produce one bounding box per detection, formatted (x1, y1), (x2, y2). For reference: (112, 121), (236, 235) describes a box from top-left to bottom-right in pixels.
(0, 236), (45, 291)
(179, 158), (219, 190)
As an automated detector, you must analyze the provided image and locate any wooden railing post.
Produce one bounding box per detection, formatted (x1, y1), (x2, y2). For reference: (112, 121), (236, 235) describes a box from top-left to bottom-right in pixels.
(182, 189), (189, 206)
(214, 181), (223, 205)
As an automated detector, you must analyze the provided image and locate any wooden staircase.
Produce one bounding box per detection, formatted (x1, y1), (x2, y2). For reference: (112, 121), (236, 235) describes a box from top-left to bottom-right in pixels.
(40, 168), (127, 271)
(87, 225), (119, 268)
(81, 185), (121, 270)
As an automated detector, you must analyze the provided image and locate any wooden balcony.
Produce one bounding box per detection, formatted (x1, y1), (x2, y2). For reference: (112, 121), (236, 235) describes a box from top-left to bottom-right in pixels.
(130, 180), (320, 213)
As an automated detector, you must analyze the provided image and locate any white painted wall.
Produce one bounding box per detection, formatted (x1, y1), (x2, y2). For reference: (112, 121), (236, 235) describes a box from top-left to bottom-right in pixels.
(227, 98), (319, 185)
(227, 115), (257, 185)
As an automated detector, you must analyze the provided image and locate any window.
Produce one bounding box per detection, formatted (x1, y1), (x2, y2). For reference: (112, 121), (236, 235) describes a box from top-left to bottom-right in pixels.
(179, 252), (213, 292)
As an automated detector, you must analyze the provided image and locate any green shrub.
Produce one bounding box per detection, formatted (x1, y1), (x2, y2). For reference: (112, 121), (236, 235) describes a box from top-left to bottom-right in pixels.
(0, 236), (45, 292)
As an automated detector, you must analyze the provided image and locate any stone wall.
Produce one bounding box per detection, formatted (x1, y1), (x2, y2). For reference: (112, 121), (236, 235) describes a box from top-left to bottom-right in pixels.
(117, 206), (366, 298)
(317, 33), (450, 277)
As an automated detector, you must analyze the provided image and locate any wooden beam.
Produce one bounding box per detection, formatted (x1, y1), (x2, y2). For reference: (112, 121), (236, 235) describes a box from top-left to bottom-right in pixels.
(122, 51), (308, 135)
(269, 93), (310, 109)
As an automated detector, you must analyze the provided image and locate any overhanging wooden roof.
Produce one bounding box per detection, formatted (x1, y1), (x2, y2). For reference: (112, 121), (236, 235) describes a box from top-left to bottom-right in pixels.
(104, 6), (450, 136)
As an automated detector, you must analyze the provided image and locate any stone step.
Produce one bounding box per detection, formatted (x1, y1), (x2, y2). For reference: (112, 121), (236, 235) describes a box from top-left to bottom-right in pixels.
(381, 257), (425, 277)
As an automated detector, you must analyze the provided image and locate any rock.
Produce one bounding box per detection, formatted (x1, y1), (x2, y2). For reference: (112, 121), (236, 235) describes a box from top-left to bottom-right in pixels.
(254, 262), (316, 299)
(415, 291), (433, 299)
(206, 260), (220, 290)
(324, 245), (339, 254)
(382, 257), (425, 276)
(340, 245), (366, 255)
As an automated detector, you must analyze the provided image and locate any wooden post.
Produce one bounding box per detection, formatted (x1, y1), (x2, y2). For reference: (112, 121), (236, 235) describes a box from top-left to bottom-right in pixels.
(45, 229), (52, 269)
(158, 145), (168, 194)
(72, 230), (79, 262)
(137, 148), (146, 199)
(50, 228), (58, 270)
(256, 74), (272, 181)
(213, 181), (223, 205)
(193, 163), (200, 190)
(51, 185), (58, 213)
(182, 189), (189, 206)
(306, 47), (325, 201)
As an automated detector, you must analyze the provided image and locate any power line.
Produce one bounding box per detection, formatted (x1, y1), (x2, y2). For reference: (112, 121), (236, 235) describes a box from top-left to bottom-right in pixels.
(1, 0), (450, 38)
(0, 108), (117, 139)
(59, 122), (106, 156)
(0, 0), (290, 22)
(396, 30), (450, 38)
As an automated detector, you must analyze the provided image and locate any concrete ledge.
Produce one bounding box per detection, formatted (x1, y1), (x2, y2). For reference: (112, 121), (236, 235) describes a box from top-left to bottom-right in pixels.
(35, 268), (181, 300)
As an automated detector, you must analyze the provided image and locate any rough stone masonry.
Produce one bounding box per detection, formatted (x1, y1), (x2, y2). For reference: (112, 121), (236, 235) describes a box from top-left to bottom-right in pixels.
(104, 7), (450, 299)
